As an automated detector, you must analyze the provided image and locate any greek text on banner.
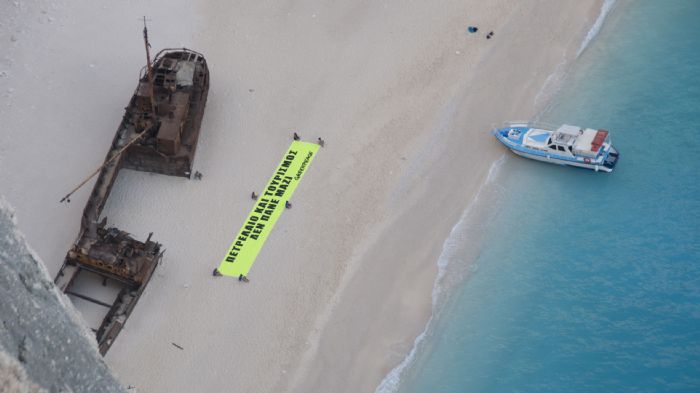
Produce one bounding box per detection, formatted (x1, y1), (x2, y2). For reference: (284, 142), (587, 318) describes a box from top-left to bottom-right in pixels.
(217, 141), (319, 277)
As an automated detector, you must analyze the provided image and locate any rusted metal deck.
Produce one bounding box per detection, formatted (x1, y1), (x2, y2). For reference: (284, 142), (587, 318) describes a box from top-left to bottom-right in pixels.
(55, 45), (209, 355)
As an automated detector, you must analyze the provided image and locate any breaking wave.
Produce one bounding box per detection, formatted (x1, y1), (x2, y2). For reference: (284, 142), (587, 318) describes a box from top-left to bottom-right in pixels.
(376, 4), (620, 390)
(375, 155), (505, 393)
(577, 0), (617, 58)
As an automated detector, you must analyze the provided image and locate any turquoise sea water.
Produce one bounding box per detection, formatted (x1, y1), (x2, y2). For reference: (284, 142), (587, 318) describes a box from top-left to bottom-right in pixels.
(394, 2), (700, 392)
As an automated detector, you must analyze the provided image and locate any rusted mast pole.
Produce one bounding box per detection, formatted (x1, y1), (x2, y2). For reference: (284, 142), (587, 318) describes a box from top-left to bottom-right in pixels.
(59, 131), (149, 203)
(142, 16), (156, 115)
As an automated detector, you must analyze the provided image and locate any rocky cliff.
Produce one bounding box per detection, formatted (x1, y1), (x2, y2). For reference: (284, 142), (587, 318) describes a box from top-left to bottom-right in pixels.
(0, 197), (124, 392)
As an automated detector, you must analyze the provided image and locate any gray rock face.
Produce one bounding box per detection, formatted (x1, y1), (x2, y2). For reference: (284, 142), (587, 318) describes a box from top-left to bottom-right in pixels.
(0, 197), (125, 393)
(0, 350), (45, 393)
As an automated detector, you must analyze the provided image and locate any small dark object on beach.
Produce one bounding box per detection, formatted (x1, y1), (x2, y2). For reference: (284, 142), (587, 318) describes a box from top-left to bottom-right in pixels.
(317, 137), (325, 147)
(468, 26), (478, 33)
(212, 268), (222, 277)
(193, 171), (203, 180)
(486, 31), (494, 39)
(293, 132), (300, 141)
(251, 191), (258, 200)
(285, 201), (292, 209)
(171, 342), (184, 350)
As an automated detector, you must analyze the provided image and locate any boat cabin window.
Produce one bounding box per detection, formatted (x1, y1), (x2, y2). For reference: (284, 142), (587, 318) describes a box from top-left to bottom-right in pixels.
(550, 144), (565, 152)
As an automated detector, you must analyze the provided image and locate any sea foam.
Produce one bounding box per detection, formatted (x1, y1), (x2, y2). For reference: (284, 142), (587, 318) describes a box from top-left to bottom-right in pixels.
(386, 1), (700, 391)
(577, 0), (617, 58)
(376, 1), (620, 390)
(375, 155), (505, 393)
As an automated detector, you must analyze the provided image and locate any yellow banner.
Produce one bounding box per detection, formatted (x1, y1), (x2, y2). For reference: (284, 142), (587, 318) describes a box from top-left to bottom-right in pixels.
(217, 141), (320, 277)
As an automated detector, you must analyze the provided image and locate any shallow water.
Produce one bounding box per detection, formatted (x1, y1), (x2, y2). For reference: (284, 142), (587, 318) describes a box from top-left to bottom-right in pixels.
(397, 2), (700, 392)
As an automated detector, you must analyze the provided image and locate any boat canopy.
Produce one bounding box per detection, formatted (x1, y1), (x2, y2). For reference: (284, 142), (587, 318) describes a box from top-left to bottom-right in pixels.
(555, 124), (582, 136)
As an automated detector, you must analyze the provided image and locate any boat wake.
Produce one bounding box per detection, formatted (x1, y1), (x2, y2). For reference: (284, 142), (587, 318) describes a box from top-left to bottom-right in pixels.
(577, 0), (617, 58)
(536, 0), (618, 111)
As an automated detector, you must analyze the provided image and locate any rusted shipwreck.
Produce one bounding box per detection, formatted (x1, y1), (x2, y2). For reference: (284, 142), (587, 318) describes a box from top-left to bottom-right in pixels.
(55, 25), (209, 355)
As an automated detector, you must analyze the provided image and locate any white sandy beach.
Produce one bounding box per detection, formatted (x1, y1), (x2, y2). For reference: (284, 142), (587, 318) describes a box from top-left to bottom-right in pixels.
(1, 0), (602, 392)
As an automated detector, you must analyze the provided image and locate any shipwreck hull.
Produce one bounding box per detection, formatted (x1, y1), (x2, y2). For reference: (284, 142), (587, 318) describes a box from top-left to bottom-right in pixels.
(55, 48), (209, 355)
(56, 228), (162, 355)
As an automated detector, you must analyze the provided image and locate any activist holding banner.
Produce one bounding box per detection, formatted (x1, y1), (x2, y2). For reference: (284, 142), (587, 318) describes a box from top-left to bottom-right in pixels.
(216, 141), (319, 278)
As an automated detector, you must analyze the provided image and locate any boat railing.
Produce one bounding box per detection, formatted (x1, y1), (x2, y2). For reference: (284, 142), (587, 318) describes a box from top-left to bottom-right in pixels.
(138, 47), (208, 81)
(492, 120), (561, 133)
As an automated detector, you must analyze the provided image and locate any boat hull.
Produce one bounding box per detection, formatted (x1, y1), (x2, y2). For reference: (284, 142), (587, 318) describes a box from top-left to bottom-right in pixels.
(493, 123), (619, 172)
(511, 148), (613, 172)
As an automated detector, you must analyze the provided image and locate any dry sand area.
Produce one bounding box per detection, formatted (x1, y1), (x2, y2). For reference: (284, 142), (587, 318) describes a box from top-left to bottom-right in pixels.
(1, 0), (602, 392)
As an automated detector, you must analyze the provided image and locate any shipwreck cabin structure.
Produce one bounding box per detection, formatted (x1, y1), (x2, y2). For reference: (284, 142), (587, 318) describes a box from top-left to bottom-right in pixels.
(55, 45), (209, 355)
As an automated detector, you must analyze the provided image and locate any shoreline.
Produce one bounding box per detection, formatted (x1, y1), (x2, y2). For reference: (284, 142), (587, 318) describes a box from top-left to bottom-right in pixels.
(287, 2), (606, 392)
(377, 2), (619, 390)
(374, 154), (507, 393)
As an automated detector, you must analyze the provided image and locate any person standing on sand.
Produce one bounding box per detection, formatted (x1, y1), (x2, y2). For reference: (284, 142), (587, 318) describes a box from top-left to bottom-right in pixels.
(213, 268), (249, 282)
